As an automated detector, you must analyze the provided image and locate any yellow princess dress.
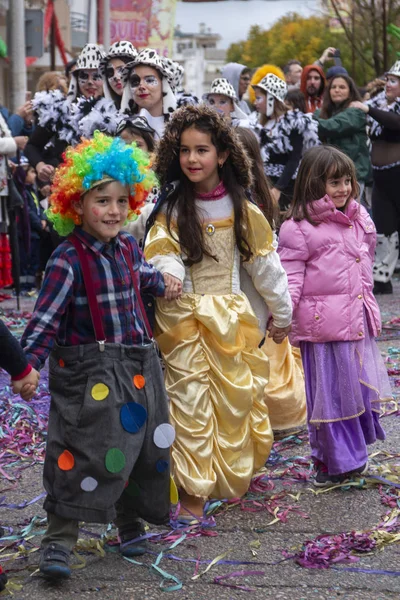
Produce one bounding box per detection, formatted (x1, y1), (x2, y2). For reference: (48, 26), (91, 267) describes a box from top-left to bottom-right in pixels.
(145, 194), (292, 499)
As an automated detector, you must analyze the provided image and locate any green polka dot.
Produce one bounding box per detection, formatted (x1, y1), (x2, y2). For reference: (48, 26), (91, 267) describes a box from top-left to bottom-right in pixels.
(105, 448), (126, 473)
(125, 480), (140, 498)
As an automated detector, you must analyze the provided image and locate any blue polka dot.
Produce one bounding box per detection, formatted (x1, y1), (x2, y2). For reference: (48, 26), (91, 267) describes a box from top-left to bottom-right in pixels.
(156, 459), (169, 473)
(120, 402), (147, 433)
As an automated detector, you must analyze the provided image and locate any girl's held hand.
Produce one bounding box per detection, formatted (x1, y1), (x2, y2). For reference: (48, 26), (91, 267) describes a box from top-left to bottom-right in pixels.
(11, 368), (40, 401)
(163, 273), (182, 301)
(267, 323), (291, 344)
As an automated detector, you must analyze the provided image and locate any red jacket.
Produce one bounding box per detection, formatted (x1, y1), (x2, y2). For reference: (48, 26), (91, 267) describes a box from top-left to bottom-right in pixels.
(300, 64), (326, 113)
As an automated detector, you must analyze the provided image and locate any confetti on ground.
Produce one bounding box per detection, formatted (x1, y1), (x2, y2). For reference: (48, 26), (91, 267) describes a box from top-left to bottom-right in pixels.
(1, 308), (400, 594)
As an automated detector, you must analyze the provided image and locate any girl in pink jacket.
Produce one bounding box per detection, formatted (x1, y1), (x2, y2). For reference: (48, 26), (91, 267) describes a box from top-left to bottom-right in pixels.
(278, 146), (392, 488)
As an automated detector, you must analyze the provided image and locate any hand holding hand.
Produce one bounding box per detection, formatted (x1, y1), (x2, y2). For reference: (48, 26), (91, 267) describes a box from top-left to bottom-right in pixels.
(163, 273), (182, 301)
(267, 323), (291, 345)
(11, 368), (40, 401)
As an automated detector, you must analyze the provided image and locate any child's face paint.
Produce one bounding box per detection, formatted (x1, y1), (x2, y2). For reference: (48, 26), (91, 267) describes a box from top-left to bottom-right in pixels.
(206, 94), (234, 118)
(179, 126), (228, 194)
(76, 181), (130, 242)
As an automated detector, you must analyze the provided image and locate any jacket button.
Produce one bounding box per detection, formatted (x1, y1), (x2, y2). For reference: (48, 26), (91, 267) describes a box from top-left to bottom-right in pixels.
(349, 225), (353, 229)
(315, 315), (320, 320)
(355, 258), (360, 263)
(358, 331), (363, 336)
(357, 294), (362, 299)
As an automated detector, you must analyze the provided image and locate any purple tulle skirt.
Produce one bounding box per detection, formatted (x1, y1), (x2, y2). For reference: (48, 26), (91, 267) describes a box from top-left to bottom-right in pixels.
(300, 325), (391, 475)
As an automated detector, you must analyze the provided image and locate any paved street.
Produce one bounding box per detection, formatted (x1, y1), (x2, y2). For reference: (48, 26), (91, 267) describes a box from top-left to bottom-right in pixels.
(1, 280), (399, 600)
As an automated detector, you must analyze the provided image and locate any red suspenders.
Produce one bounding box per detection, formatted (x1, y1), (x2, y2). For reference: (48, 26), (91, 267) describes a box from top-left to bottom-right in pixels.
(69, 234), (154, 351)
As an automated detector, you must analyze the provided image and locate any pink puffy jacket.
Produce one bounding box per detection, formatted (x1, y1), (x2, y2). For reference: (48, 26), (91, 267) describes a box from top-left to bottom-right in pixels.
(278, 196), (381, 347)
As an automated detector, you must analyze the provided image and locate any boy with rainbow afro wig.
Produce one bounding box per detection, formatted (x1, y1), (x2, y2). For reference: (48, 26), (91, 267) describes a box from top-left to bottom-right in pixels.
(21, 132), (181, 581)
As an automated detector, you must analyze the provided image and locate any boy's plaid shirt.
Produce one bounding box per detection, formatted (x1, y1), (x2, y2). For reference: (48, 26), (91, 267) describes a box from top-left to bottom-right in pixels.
(21, 227), (165, 369)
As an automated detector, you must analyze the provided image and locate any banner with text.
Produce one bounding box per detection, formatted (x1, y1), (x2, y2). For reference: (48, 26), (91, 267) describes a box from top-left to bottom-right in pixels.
(98, 0), (177, 57)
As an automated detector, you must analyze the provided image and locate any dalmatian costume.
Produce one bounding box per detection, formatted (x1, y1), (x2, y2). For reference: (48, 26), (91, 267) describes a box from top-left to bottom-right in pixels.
(203, 78), (250, 126)
(252, 74), (319, 210)
(99, 41), (138, 103)
(67, 43), (106, 105)
(32, 45), (107, 146)
(121, 48), (177, 140)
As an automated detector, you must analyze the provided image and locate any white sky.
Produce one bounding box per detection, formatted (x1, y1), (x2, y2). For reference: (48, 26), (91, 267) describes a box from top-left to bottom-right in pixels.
(175, 0), (320, 49)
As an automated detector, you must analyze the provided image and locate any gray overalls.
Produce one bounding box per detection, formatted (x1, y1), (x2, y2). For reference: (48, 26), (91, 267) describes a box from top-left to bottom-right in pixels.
(42, 235), (171, 526)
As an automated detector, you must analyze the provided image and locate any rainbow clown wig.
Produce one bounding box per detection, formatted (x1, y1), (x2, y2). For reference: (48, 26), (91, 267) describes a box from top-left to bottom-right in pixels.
(47, 131), (157, 236)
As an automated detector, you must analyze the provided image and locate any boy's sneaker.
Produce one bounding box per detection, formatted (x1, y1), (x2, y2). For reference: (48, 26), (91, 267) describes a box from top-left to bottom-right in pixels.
(314, 463), (346, 488)
(119, 520), (147, 557)
(39, 543), (71, 579)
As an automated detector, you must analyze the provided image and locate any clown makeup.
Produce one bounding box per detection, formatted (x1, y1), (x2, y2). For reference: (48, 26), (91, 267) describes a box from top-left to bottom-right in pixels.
(77, 69), (103, 99)
(105, 58), (126, 95)
(206, 94), (234, 119)
(385, 75), (400, 104)
(130, 65), (163, 116)
(266, 92), (275, 117)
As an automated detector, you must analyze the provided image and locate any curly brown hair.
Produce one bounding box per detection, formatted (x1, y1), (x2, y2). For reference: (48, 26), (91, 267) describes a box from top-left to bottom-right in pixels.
(154, 104), (254, 264)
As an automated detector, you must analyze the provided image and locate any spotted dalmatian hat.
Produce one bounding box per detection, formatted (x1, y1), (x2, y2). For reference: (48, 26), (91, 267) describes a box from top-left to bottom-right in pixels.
(252, 73), (287, 103)
(75, 43), (106, 72)
(120, 48), (177, 120)
(203, 78), (237, 100)
(99, 41), (138, 101)
(203, 78), (248, 120)
(162, 57), (185, 92)
(67, 43), (106, 103)
(123, 48), (174, 83)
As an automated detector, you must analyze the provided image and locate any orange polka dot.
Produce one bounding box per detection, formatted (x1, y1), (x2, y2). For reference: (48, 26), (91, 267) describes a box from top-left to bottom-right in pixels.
(58, 450), (75, 471)
(133, 374), (146, 389)
(59, 359), (65, 368)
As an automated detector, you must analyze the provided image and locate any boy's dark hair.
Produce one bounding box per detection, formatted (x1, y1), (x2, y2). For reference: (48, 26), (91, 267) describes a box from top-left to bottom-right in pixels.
(319, 74), (362, 119)
(236, 127), (278, 228)
(283, 60), (302, 76)
(155, 104), (253, 265)
(285, 89), (307, 113)
(286, 146), (359, 225)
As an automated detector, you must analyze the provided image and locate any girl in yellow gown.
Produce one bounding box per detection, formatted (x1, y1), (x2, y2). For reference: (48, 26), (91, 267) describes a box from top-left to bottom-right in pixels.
(237, 127), (307, 434)
(144, 106), (293, 517)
